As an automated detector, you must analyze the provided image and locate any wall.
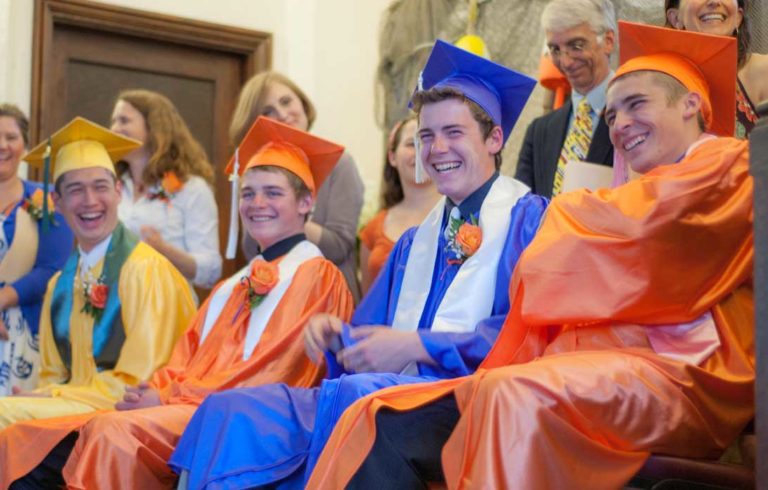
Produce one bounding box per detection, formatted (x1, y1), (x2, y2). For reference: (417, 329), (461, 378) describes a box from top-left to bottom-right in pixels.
(0, 0), (390, 207)
(1, 0), (34, 177)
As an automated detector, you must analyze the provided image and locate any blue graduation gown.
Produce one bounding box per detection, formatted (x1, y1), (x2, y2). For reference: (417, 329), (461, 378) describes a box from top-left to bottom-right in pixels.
(169, 194), (547, 490)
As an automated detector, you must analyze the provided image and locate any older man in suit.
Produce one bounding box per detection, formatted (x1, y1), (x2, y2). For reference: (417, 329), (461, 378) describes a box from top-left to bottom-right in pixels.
(515, 0), (616, 198)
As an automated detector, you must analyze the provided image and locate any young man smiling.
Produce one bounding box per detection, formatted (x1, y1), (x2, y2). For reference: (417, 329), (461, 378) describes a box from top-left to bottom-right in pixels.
(166, 40), (547, 490)
(2, 117), (354, 489)
(0, 117), (196, 432)
(307, 22), (754, 489)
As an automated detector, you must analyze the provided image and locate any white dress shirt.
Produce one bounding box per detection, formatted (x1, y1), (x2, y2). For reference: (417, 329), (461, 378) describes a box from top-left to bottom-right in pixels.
(118, 175), (222, 288)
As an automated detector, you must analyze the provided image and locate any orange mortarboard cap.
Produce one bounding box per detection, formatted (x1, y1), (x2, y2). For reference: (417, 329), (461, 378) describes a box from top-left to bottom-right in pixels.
(612, 21), (737, 137)
(225, 116), (344, 196)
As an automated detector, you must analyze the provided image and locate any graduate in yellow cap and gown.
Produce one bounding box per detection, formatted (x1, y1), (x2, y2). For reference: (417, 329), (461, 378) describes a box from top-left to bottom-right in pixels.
(1, 116), (354, 489)
(0, 117), (195, 431)
(307, 22), (755, 489)
(0, 117), (196, 485)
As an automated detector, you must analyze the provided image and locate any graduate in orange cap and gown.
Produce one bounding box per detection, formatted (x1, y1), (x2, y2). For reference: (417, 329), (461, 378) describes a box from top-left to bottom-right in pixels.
(307, 22), (755, 490)
(2, 116), (354, 489)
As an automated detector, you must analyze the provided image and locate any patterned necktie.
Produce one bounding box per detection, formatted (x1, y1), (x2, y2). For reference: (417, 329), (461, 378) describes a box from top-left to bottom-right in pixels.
(552, 99), (593, 196)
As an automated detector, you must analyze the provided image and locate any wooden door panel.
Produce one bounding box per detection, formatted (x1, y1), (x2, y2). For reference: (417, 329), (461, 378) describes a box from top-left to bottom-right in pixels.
(33, 0), (272, 290)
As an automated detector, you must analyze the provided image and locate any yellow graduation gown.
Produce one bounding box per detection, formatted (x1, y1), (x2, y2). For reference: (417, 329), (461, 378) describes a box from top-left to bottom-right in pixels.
(0, 242), (195, 429)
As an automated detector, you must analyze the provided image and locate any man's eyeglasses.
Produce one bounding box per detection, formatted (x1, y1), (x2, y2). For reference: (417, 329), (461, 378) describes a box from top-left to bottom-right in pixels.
(548, 34), (604, 60)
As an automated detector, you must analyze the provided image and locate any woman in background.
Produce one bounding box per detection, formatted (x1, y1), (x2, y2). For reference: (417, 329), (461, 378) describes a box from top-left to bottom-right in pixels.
(665, 0), (768, 137)
(232, 72), (365, 301)
(359, 116), (439, 294)
(110, 89), (222, 289)
(0, 104), (73, 395)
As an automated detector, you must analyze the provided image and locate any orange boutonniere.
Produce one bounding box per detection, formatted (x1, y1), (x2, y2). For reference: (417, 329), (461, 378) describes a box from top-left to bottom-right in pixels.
(147, 171), (184, 202)
(455, 222), (482, 257)
(81, 276), (109, 320)
(242, 261), (279, 309)
(21, 188), (57, 225)
(444, 211), (482, 265)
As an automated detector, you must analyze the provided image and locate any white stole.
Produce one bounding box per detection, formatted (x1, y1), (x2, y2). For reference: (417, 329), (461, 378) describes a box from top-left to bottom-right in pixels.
(391, 175), (530, 335)
(199, 240), (322, 361)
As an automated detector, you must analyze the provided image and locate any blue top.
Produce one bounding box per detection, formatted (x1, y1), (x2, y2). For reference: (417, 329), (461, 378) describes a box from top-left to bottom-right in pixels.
(2, 180), (74, 334)
(342, 189), (547, 378)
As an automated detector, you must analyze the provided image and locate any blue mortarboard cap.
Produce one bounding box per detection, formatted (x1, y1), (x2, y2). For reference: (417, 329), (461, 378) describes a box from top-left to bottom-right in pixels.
(412, 39), (536, 143)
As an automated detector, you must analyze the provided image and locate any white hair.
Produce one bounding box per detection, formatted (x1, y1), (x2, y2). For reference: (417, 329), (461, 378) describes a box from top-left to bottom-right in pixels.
(541, 0), (617, 36)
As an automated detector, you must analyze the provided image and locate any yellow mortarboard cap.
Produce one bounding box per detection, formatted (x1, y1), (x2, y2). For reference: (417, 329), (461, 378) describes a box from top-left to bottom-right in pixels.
(24, 117), (142, 182)
(612, 21), (737, 137)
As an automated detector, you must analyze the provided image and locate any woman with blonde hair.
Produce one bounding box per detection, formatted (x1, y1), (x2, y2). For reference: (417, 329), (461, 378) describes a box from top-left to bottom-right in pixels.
(665, 0), (768, 137)
(359, 116), (439, 294)
(233, 71), (364, 300)
(0, 104), (73, 395)
(110, 89), (222, 289)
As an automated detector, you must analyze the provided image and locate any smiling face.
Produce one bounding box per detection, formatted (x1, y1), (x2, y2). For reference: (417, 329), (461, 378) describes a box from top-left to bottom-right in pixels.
(606, 72), (702, 174)
(110, 100), (149, 161)
(417, 98), (501, 204)
(667, 0), (742, 37)
(239, 168), (313, 250)
(261, 82), (310, 132)
(388, 119), (420, 187)
(54, 167), (122, 252)
(0, 116), (25, 182)
(546, 22), (614, 95)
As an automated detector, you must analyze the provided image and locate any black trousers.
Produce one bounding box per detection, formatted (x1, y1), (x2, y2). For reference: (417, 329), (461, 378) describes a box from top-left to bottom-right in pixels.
(9, 431), (77, 489)
(347, 395), (460, 489)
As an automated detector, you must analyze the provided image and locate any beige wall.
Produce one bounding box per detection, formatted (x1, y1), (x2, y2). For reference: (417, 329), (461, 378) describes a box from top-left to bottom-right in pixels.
(0, 0), (390, 209)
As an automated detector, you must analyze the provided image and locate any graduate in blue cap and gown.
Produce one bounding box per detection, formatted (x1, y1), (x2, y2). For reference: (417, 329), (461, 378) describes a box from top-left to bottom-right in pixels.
(170, 39), (548, 490)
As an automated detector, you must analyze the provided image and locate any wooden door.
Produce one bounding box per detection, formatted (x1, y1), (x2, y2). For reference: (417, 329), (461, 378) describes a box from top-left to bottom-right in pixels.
(31, 0), (272, 290)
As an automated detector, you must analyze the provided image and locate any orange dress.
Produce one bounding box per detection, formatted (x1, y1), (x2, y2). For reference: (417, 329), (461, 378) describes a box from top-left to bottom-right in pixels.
(0, 254), (354, 489)
(307, 137), (754, 489)
(359, 209), (395, 285)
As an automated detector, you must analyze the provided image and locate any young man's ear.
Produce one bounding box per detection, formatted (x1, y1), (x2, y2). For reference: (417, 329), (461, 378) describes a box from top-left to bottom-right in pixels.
(298, 194), (314, 216)
(114, 177), (123, 201)
(681, 91), (703, 122)
(485, 125), (504, 155)
(51, 190), (62, 208)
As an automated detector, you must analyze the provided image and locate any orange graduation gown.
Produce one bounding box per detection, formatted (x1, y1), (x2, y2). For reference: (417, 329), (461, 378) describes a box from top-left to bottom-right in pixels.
(307, 136), (754, 489)
(0, 255), (353, 489)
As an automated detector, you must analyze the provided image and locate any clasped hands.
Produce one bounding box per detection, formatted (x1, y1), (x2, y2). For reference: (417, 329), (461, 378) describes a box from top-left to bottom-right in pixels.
(115, 381), (161, 411)
(304, 314), (430, 373)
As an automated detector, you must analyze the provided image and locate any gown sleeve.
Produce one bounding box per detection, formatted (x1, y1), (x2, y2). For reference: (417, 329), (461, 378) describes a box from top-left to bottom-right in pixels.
(104, 244), (197, 387)
(36, 274), (70, 388)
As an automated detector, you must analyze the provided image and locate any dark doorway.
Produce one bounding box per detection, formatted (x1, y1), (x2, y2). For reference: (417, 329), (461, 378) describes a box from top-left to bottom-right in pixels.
(31, 0), (271, 289)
